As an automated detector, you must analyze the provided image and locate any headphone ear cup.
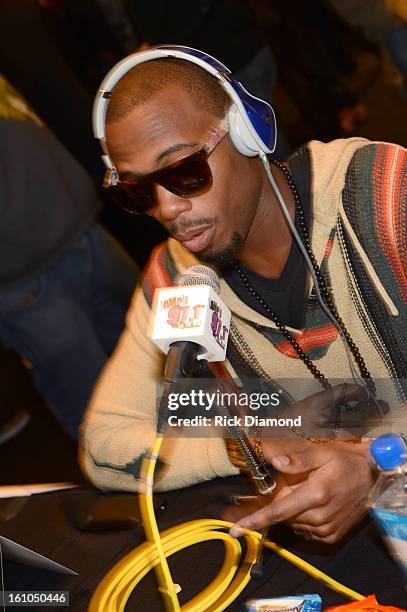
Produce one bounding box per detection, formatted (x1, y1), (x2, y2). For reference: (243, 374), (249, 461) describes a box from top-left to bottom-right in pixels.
(227, 104), (261, 157)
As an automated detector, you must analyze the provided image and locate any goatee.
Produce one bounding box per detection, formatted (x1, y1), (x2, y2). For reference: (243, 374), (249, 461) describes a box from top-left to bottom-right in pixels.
(198, 231), (243, 269)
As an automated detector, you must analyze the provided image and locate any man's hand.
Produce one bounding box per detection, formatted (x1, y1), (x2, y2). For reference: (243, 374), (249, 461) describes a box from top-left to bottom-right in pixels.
(229, 440), (376, 544)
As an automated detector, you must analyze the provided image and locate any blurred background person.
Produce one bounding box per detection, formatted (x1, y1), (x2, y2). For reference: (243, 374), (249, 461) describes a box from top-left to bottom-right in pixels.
(257, 0), (370, 139)
(328, 0), (407, 96)
(0, 75), (138, 438)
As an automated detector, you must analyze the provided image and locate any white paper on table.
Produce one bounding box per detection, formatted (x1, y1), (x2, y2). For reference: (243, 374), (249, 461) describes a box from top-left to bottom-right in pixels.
(0, 483), (78, 498)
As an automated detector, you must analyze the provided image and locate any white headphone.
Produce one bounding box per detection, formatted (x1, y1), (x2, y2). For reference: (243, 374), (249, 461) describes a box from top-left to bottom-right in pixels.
(92, 45), (277, 172)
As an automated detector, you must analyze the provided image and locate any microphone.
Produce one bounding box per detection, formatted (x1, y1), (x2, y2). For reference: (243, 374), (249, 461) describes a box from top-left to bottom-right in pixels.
(149, 265), (231, 431)
(150, 266), (276, 498)
(150, 265), (231, 365)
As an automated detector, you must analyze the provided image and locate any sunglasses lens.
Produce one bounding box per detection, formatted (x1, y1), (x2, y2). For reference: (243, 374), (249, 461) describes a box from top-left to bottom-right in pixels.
(107, 182), (155, 215)
(106, 154), (212, 214)
(162, 156), (212, 196)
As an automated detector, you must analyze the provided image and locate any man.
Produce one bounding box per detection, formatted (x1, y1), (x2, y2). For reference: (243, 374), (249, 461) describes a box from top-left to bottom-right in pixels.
(81, 53), (407, 550)
(0, 74), (139, 438)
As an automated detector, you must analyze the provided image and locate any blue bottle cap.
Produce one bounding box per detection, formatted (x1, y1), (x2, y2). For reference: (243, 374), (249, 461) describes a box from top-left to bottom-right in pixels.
(370, 433), (407, 470)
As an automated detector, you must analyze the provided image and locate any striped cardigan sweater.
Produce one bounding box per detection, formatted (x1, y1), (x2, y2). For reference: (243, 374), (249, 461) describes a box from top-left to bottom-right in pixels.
(80, 137), (407, 492)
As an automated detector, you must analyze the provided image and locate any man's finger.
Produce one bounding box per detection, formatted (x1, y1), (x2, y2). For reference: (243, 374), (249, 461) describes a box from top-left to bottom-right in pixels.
(270, 444), (331, 474)
(287, 504), (338, 527)
(223, 482), (295, 525)
(230, 479), (329, 533)
(290, 520), (339, 543)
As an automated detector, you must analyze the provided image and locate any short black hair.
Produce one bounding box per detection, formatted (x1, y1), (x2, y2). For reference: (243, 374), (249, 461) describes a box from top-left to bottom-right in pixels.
(105, 57), (229, 123)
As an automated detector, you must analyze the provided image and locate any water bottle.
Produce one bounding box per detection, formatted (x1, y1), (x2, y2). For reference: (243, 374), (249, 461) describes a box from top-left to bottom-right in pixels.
(369, 433), (407, 579)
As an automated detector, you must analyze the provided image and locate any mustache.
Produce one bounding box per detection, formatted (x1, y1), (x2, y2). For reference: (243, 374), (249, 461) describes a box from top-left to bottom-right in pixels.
(168, 217), (217, 236)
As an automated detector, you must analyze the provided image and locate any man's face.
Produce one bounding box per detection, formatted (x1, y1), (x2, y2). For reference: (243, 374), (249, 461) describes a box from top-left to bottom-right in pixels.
(106, 84), (264, 266)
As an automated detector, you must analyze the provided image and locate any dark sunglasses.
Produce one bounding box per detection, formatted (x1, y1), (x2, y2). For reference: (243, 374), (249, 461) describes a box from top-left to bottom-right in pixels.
(103, 117), (229, 215)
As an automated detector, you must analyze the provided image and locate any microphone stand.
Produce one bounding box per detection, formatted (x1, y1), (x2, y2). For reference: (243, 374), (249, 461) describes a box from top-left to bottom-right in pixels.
(158, 344), (275, 494)
(206, 361), (276, 496)
(204, 361), (275, 580)
(156, 344), (276, 588)
(157, 341), (208, 433)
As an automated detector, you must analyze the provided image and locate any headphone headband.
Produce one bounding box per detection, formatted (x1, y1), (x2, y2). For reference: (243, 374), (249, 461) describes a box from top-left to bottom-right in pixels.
(92, 45), (277, 168)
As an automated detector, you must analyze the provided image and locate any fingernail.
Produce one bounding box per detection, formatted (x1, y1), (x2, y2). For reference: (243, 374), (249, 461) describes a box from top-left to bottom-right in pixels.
(229, 525), (244, 538)
(273, 455), (290, 467)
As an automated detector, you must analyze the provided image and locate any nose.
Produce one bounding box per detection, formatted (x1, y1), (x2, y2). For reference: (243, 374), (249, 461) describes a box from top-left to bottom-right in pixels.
(150, 184), (192, 224)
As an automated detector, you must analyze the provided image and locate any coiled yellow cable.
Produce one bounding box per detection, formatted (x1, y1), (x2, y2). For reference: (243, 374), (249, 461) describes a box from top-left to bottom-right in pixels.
(89, 435), (365, 611)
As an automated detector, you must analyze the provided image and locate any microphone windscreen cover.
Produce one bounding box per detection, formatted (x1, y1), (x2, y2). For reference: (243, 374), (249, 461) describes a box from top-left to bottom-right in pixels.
(177, 265), (220, 295)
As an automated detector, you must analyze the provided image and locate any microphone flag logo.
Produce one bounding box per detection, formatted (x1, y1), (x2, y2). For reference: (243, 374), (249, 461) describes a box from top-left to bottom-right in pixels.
(150, 285), (231, 362)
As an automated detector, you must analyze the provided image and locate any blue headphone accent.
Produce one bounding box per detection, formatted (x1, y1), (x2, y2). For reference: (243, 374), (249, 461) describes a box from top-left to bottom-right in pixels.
(229, 79), (276, 153)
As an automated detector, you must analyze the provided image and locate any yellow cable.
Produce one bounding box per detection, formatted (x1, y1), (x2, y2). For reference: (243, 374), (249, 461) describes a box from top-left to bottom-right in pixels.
(89, 436), (365, 611)
(139, 434), (180, 611)
(263, 539), (364, 602)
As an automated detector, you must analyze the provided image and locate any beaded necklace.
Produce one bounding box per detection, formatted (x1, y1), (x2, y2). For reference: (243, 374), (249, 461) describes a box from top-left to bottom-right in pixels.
(234, 159), (375, 442)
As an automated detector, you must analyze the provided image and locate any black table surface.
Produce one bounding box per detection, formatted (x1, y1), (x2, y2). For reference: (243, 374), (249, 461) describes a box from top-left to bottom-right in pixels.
(1, 475), (406, 611)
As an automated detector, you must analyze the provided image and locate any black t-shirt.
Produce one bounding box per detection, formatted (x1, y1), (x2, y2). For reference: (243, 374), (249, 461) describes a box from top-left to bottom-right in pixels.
(223, 148), (311, 329)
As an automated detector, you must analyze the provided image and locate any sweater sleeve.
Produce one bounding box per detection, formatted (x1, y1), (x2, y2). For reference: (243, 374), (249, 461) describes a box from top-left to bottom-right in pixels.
(79, 284), (238, 492)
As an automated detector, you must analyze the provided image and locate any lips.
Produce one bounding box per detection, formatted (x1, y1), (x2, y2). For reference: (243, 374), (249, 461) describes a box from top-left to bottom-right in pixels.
(176, 226), (215, 253)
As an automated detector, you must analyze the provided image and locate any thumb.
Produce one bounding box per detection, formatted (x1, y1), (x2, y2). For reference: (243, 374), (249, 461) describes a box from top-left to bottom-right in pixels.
(271, 446), (327, 474)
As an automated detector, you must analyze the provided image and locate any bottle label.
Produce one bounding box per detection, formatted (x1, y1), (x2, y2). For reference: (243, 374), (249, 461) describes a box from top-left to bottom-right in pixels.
(371, 509), (407, 574)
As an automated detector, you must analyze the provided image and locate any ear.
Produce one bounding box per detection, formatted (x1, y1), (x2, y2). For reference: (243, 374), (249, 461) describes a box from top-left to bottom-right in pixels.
(227, 104), (261, 157)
